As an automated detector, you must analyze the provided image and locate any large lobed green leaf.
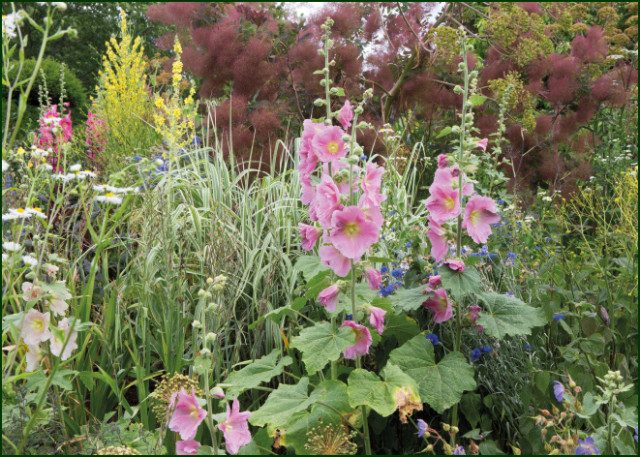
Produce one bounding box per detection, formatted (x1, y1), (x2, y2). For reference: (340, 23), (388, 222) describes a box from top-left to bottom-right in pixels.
(294, 255), (329, 282)
(476, 292), (546, 339)
(289, 322), (355, 374)
(389, 286), (429, 313)
(220, 349), (292, 398)
(439, 266), (482, 301)
(388, 334), (476, 414)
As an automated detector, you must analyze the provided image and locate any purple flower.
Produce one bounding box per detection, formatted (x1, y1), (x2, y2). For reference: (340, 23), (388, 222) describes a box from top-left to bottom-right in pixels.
(600, 306), (610, 327)
(553, 381), (565, 402)
(506, 291), (515, 298)
(453, 445), (466, 455)
(416, 419), (427, 438)
(482, 346), (492, 353)
(634, 426), (638, 443)
(471, 348), (482, 361)
(425, 333), (439, 345)
(553, 314), (565, 321)
(575, 436), (599, 455)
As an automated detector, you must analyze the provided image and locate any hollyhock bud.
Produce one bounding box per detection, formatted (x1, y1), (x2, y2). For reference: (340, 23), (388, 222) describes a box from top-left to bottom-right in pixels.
(299, 223), (322, 251)
(428, 275), (441, 287)
(368, 306), (386, 335)
(318, 284), (340, 312)
(365, 267), (382, 290)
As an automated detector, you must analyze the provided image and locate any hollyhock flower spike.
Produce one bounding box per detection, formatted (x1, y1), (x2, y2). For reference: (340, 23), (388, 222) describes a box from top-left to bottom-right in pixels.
(329, 206), (379, 259)
(426, 217), (449, 262)
(425, 184), (460, 224)
(218, 398), (252, 455)
(169, 388), (207, 441)
(313, 125), (347, 163)
(21, 309), (51, 346)
(338, 100), (353, 130)
(342, 320), (373, 359)
(299, 223), (322, 251)
(319, 244), (354, 277)
(368, 306), (386, 335)
(176, 440), (201, 456)
(422, 289), (452, 323)
(463, 196), (501, 244)
(365, 267), (382, 291)
(318, 284), (340, 312)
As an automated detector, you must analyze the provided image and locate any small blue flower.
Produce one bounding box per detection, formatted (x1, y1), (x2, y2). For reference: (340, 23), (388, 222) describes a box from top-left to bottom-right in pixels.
(453, 445), (466, 455)
(497, 199), (505, 205)
(575, 436), (599, 455)
(380, 266), (389, 274)
(406, 241), (412, 248)
(390, 210), (396, 216)
(426, 334), (439, 345)
(506, 291), (515, 297)
(193, 136), (202, 145)
(482, 346), (492, 353)
(360, 155), (368, 161)
(346, 314), (353, 320)
(488, 253), (498, 260)
(392, 262), (397, 267)
(379, 284), (396, 297)
(545, 237), (552, 242)
(416, 419), (427, 438)
(391, 268), (404, 279)
(471, 348), (482, 361)
(525, 344), (533, 350)
(553, 381), (565, 402)
(480, 245), (489, 256)
(507, 251), (516, 259)
(553, 314), (565, 321)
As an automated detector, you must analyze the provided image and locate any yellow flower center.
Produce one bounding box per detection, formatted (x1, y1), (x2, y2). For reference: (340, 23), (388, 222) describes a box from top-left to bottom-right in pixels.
(327, 141), (340, 155)
(106, 192), (116, 197)
(344, 222), (360, 237)
(469, 209), (480, 225)
(32, 318), (45, 333)
(33, 207), (42, 213)
(444, 197), (455, 211)
(190, 405), (200, 419)
(17, 208), (25, 213)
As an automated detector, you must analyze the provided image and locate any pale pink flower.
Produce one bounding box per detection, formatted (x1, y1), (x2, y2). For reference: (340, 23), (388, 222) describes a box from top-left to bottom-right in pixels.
(462, 196), (501, 244)
(329, 206), (379, 259)
(319, 244), (354, 277)
(361, 162), (385, 205)
(341, 320), (373, 359)
(476, 138), (488, 151)
(300, 175), (316, 206)
(211, 387), (225, 399)
(425, 184), (460, 224)
(49, 285), (72, 316)
(22, 282), (43, 302)
(49, 317), (78, 361)
(21, 309), (51, 346)
(25, 344), (41, 372)
(437, 154), (451, 169)
(467, 304), (482, 325)
(315, 175), (344, 229)
(299, 223), (322, 251)
(218, 398), (252, 455)
(338, 100), (354, 130)
(358, 192), (384, 227)
(44, 263), (59, 277)
(365, 267), (382, 291)
(313, 125), (347, 163)
(426, 217), (449, 262)
(444, 259), (465, 272)
(422, 289), (453, 323)
(169, 388), (208, 441)
(433, 167), (474, 196)
(368, 306), (386, 335)
(318, 284), (340, 312)
(428, 275), (442, 288)
(176, 440), (201, 456)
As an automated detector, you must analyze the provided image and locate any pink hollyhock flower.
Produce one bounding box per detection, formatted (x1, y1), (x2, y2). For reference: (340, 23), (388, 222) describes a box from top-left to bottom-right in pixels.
(50, 286), (72, 316)
(368, 306), (386, 335)
(299, 223), (322, 251)
(176, 440), (201, 456)
(21, 309), (51, 346)
(462, 196), (501, 244)
(358, 192), (384, 227)
(437, 154), (451, 168)
(444, 259), (465, 272)
(22, 282), (43, 301)
(49, 318), (78, 361)
(169, 388), (208, 441)
(426, 217), (449, 262)
(313, 126), (347, 163)
(298, 121), (321, 177)
(315, 175), (344, 229)
(425, 184), (460, 224)
(211, 387), (225, 399)
(338, 100), (354, 130)
(365, 267), (382, 291)
(476, 138), (488, 151)
(428, 275), (442, 288)
(341, 320), (373, 359)
(422, 289), (453, 323)
(300, 175), (316, 206)
(467, 304), (482, 325)
(329, 206), (379, 259)
(433, 167), (474, 197)
(361, 162), (385, 205)
(318, 284), (340, 312)
(218, 398), (252, 455)
(25, 344), (41, 372)
(319, 244), (354, 277)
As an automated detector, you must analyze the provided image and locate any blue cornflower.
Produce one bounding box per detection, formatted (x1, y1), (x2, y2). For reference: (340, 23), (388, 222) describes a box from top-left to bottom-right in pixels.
(425, 334), (439, 345)
(406, 241), (412, 248)
(379, 284), (396, 297)
(380, 266), (389, 274)
(391, 268), (404, 279)
(346, 314), (353, 320)
(133, 155), (142, 162)
(507, 251), (516, 259)
(416, 419), (427, 438)
(506, 291), (515, 297)
(193, 136), (202, 146)
(553, 381), (565, 402)
(545, 237), (552, 242)
(525, 344), (533, 350)
(360, 155), (368, 161)
(480, 245), (489, 256)
(553, 314), (565, 321)
(497, 199), (505, 205)
(575, 436), (599, 455)
(392, 262), (397, 267)
(482, 346), (492, 353)
(488, 253), (498, 260)
(471, 348), (482, 361)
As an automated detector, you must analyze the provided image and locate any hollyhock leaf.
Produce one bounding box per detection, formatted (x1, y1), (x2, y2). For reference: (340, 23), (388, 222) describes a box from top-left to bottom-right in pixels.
(389, 286), (431, 313)
(304, 271), (332, 300)
(222, 350), (293, 398)
(436, 126), (452, 139)
(469, 94), (487, 106)
(237, 428), (272, 455)
(476, 292), (546, 339)
(250, 377), (313, 427)
(460, 393), (482, 428)
(194, 355), (212, 375)
(295, 255), (329, 282)
(383, 313), (420, 346)
(26, 368), (78, 392)
(290, 322), (355, 374)
(439, 267), (482, 301)
(346, 369), (397, 417)
(388, 334), (476, 414)
(248, 297), (306, 330)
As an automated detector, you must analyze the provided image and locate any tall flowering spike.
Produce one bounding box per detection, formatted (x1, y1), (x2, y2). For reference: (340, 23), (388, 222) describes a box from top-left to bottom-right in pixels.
(49, 318), (78, 361)
(329, 206), (379, 259)
(319, 244), (354, 277)
(368, 306), (386, 335)
(341, 320), (372, 359)
(318, 284), (340, 312)
(422, 289), (453, 323)
(315, 175), (344, 229)
(21, 309), (51, 346)
(312, 125), (347, 163)
(218, 398), (252, 455)
(426, 217), (449, 262)
(299, 223), (322, 251)
(462, 196), (500, 244)
(425, 184), (460, 224)
(338, 100), (354, 130)
(365, 267), (382, 291)
(176, 440), (201, 456)
(168, 388), (207, 441)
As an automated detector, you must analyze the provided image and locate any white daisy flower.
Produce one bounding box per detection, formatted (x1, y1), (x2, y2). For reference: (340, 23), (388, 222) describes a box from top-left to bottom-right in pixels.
(2, 241), (22, 251)
(40, 163), (53, 172)
(542, 196), (552, 202)
(22, 255), (38, 266)
(95, 193), (123, 205)
(26, 208), (47, 219)
(2, 208), (32, 221)
(2, 160), (8, 172)
(78, 170), (97, 178)
(69, 163), (82, 172)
